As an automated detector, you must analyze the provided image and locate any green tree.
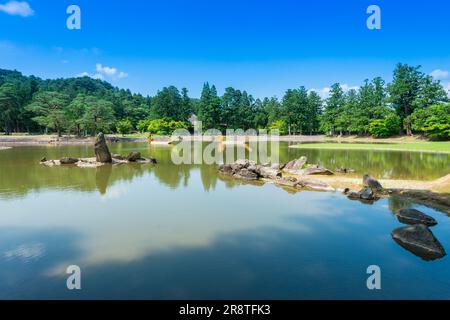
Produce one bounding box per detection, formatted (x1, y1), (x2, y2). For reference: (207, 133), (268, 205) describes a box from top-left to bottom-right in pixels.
(369, 112), (401, 138)
(320, 83), (346, 135)
(0, 82), (20, 134)
(151, 86), (183, 121)
(82, 97), (116, 136)
(198, 83), (222, 131)
(26, 91), (70, 137)
(66, 94), (88, 136)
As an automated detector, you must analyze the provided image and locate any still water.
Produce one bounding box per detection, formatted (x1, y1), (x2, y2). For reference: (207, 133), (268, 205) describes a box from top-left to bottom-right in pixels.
(0, 142), (449, 299)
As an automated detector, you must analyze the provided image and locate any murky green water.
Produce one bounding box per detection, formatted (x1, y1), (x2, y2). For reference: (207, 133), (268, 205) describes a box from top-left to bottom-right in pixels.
(0, 142), (449, 299)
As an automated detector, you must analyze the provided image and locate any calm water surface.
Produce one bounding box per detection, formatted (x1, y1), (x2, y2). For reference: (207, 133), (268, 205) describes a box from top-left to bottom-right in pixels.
(0, 142), (449, 299)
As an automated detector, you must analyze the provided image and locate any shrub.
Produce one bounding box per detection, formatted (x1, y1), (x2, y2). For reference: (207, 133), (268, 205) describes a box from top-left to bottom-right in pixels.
(268, 119), (288, 135)
(369, 113), (401, 138)
(147, 118), (189, 135)
(116, 119), (133, 136)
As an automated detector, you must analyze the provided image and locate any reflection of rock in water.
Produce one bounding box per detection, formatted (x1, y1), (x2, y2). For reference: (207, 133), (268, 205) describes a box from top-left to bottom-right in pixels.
(391, 224), (446, 261)
(388, 196), (412, 215)
(95, 165), (112, 195)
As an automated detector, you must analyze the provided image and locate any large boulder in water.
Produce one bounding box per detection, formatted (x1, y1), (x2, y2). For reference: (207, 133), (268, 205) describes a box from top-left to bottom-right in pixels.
(396, 208), (438, 227)
(94, 133), (112, 163)
(363, 174), (383, 191)
(391, 224), (446, 261)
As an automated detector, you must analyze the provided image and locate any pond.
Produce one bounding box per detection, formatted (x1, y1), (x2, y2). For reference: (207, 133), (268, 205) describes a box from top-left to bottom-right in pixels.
(0, 142), (449, 299)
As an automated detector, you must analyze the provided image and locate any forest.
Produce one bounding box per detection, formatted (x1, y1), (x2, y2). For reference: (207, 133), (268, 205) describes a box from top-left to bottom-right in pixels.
(0, 63), (449, 140)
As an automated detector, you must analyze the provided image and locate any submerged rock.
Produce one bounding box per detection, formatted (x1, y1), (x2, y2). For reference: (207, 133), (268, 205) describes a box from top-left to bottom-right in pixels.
(94, 133), (112, 163)
(60, 157), (79, 165)
(396, 208), (438, 227)
(363, 174), (383, 191)
(391, 224), (446, 261)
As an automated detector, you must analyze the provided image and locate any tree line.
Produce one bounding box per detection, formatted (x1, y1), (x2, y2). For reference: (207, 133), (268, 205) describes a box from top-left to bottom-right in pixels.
(0, 63), (449, 140)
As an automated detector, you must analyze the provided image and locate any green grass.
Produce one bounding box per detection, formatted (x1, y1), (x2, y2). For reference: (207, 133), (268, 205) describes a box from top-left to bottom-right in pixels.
(290, 142), (450, 153)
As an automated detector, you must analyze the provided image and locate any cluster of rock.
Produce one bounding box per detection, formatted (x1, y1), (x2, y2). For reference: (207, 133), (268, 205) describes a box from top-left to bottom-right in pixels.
(218, 158), (335, 192)
(391, 208), (445, 261)
(344, 174), (384, 203)
(40, 133), (157, 168)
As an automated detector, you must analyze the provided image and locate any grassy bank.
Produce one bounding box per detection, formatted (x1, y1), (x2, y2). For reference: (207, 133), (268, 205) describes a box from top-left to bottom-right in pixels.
(290, 141), (450, 153)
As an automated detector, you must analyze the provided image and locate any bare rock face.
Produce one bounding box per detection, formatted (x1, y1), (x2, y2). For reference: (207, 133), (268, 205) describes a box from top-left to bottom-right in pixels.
(396, 208), (438, 227)
(363, 174), (383, 191)
(94, 133), (112, 163)
(60, 157), (79, 165)
(391, 224), (446, 261)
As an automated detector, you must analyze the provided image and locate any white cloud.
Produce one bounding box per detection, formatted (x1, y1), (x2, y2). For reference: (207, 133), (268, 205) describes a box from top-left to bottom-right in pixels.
(443, 82), (450, 97)
(310, 84), (358, 99)
(96, 63), (117, 76)
(0, 1), (34, 17)
(430, 69), (449, 80)
(77, 64), (127, 81)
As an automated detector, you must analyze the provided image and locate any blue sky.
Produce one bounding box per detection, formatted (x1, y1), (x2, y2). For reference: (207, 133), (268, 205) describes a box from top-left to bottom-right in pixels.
(1, 0), (449, 98)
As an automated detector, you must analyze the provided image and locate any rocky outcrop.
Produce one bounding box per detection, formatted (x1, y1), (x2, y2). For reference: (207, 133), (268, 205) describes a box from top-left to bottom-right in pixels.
(94, 133), (112, 163)
(218, 160), (334, 192)
(396, 208), (437, 227)
(40, 132), (157, 168)
(347, 187), (378, 202)
(218, 160), (280, 181)
(391, 224), (446, 261)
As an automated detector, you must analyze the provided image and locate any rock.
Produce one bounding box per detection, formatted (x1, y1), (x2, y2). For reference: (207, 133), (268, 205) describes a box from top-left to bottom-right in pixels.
(270, 163), (285, 170)
(256, 166), (282, 179)
(60, 157), (79, 165)
(347, 191), (362, 199)
(360, 187), (375, 200)
(168, 136), (183, 144)
(218, 164), (234, 175)
(148, 157), (157, 165)
(304, 165), (334, 176)
(391, 224), (446, 261)
(40, 157), (47, 162)
(235, 159), (256, 168)
(127, 151), (142, 162)
(234, 168), (259, 180)
(94, 133), (112, 163)
(284, 156), (307, 171)
(396, 208), (438, 227)
(363, 174), (383, 191)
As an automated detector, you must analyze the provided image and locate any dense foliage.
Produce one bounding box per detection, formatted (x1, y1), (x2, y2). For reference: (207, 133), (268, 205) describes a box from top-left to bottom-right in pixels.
(0, 63), (449, 139)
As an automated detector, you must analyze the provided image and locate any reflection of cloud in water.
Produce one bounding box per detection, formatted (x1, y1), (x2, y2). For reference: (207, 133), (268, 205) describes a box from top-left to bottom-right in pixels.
(0, 171), (351, 275)
(100, 184), (128, 201)
(4, 242), (45, 262)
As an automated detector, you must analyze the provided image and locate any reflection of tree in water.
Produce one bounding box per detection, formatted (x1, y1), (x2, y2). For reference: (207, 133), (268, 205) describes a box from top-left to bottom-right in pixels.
(286, 148), (449, 180)
(388, 196), (412, 215)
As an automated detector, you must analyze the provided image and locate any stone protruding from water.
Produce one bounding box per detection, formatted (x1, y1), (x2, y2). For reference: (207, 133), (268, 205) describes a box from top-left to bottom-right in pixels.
(95, 133), (112, 163)
(391, 224), (446, 261)
(396, 208), (438, 227)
